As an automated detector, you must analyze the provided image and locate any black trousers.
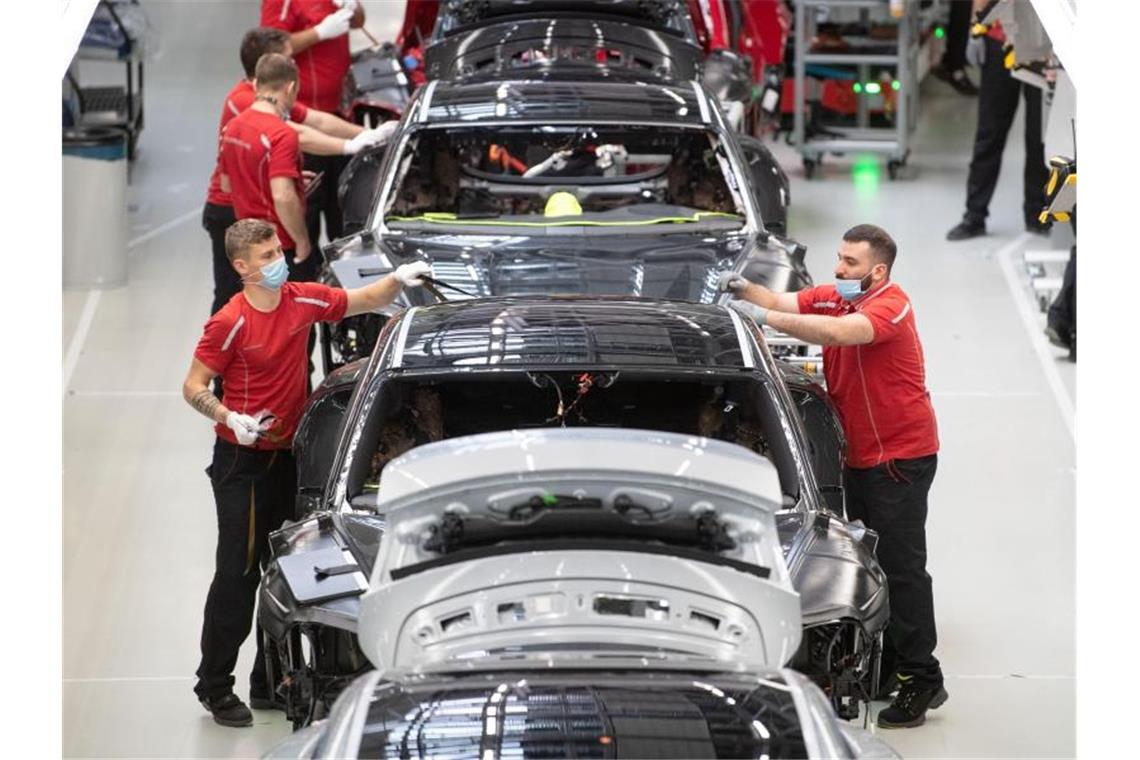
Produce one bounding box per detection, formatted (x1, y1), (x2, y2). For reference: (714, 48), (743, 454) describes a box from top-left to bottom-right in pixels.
(203, 202), (240, 317)
(963, 37), (1048, 226)
(845, 454), (943, 690)
(1048, 244), (1077, 339)
(939, 0), (972, 71)
(303, 152), (349, 248)
(194, 438), (296, 701)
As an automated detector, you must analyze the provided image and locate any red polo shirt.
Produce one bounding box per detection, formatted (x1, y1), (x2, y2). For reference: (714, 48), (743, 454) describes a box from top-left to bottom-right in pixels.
(206, 80), (310, 207)
(195, 282), (349, 449)
(796, 282), (939, 469)
(262, 0), (352, 113)
(218, 107), (305, 249)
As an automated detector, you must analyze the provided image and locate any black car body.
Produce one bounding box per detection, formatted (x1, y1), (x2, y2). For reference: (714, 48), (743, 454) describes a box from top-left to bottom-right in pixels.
(324, 75), (796, 372)
(260, 298), (886, 726)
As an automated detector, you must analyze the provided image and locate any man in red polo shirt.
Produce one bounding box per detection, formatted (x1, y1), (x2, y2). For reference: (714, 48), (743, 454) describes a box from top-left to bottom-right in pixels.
(218, 53), (313, 280)
(182, 217), (430, 726)
(723, 224), (946, 729)
(262, 0), (366, 253)
(205, 26), (394, 317)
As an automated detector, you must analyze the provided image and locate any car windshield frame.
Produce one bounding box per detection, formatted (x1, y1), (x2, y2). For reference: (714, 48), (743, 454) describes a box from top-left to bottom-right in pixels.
(372, 122), (755, 235)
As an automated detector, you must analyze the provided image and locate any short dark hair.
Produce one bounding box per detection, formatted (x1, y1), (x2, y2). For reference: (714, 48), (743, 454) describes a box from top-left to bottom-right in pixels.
(225, 218), (277, 262)
(842, 224), (897, 272)
(240, 28), (290, 78)
(253, 53), (299, 92)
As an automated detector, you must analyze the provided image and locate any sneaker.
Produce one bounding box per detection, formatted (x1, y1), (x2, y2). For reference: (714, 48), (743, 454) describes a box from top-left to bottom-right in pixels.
(946, 219), (986, 241)
(933, 65), (979, 96)
(876, 682), (949, 729)
(200, 692), (253, 727)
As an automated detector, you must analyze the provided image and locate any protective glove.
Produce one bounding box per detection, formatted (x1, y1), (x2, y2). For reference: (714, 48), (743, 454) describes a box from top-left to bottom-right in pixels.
(394, 261), (432, 287)
(342, 122), (398, 155)
(966, 35), (986, 68)
(729, 299), (769, 326)
(225, 411), (261, 447)
(332, 0), (359, 11)
(717, 271), (749, 294)
(315, 7), (354, 41)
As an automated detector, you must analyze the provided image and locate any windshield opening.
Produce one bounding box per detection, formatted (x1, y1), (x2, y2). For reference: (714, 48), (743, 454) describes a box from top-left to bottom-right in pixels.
(383, 126), (745, 229)
(346, 372), (802, 504)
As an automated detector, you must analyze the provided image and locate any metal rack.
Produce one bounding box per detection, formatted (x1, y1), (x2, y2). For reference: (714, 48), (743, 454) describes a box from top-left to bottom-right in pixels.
(67, 0), (146, 160)
(792, 0), (924, 179)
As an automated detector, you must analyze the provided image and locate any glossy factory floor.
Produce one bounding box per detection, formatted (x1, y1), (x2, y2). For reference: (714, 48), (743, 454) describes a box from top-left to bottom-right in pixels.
(62, 3), (1075, 757)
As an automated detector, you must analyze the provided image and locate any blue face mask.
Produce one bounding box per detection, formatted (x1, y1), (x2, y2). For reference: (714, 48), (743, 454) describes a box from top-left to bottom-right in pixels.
(835, 272), (874, 301)
(254, 255), (288, 291)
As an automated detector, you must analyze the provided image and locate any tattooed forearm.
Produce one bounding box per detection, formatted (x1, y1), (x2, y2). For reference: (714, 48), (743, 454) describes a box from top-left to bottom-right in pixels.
(190, 389), (223, 422)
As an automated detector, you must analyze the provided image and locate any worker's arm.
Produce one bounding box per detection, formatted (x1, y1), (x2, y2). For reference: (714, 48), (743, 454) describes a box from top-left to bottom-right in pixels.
(270, 176), (311, 262)
(288, 8), (354, 55)
(343, 261), (431, 317)
(720, 273), (800, 313)
(746, 307), (875, 347)
(183, 358), (229, 424)
(291, 122), (350, 156)
(302, 109), (364, 140)
(220, 173), (231, 194)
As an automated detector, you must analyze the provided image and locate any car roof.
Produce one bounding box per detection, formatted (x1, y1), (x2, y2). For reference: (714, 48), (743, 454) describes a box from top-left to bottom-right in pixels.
(419, 78), (708, 125)
(384, 296), (759, 371)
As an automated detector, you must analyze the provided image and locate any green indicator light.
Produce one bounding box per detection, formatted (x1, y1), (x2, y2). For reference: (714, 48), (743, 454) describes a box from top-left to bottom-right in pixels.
(541, 492), (558, 506)
(891, 80), (901, 91)
(865, 82), (882, 95)
(935, 26), (946, 39)
(853, 82), (863, 94)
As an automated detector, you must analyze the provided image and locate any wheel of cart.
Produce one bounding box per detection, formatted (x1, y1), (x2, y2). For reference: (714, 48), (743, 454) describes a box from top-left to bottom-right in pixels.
(803, 154), (820, 179)
(887, 149), (910, 180)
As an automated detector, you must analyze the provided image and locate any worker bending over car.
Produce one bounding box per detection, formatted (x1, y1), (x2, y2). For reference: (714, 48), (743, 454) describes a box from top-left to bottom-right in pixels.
(182, 217), (430, 727)
(722, 224), (946, 730)
(205, 28), (393, 317)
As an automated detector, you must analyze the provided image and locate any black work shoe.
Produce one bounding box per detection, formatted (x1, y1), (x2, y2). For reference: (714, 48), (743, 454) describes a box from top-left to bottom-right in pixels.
(946, 219), (986, 241)
(877, 682), (948, 729)
(933, 65), (979, 96)
(1044, 324), (1072, 350)
(200, 693), (253, 727)
(1026, 220), (1052, 236)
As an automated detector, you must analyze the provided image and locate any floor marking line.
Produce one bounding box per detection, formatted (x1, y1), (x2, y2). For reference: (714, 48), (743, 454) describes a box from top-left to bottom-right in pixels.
(63, 207), (201, 395)
(63, 290), (102, 394)
(127, 206), (200, 251)
(945, 674), (1074, 680)
(995, 233), (1076, 442)
(69, 391), (182, 398)
(931, 391), (1045, 398)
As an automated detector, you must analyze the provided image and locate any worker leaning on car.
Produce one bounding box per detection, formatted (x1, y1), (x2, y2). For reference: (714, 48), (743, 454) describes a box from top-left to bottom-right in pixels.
(722, 224), (946, 730)
(181, 217), (431, 727)
(261, 0), (366, 258)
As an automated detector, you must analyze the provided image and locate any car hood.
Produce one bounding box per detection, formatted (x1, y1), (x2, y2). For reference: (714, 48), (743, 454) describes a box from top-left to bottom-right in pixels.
(356, 429), (801, 680)
(324, 228), (803, 304)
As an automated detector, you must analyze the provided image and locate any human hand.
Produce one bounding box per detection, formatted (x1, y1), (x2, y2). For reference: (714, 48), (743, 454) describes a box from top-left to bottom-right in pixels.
(717, 271), (749, 295)
(343, 123), (397, 154)
(729, 299), (769, 326)
(394, 261), (431, 287)
(315, 7), (353, 41)
(225, 411), (261, 446)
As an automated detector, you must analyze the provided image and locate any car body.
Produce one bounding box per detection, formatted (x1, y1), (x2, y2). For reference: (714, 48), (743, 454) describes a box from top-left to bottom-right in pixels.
(260, 298), (886, 727)
(323, 75), (797, 372)
(263, 668), (899, 759)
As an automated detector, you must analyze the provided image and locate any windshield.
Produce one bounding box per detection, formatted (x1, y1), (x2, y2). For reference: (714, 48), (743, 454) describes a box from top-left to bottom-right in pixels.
(382, 125), (747, 230)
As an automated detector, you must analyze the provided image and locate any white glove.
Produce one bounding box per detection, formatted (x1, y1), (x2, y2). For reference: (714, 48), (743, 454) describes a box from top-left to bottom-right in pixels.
(717, 271), (749, 294)
(728, 300), (769, 326)
(314, 7), (354, 41)
(225, 411), (261, 447)
(966, 36), (986, 68)
(332, 0), (359, 11)
(394, 261), (432, 287)
(342, 122), (398, 155)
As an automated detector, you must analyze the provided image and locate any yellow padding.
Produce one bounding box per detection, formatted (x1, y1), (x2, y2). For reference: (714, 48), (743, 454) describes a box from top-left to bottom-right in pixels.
(971, 23), (989, 36)
(387, 211), (744, 228)
(1046, 169), (1059, 196)
(1053, 211), (1071, 222)
(1038, 211), (1050, 224)
(1065, 173), (1076, 186)
(1004, 48), (1016, 69)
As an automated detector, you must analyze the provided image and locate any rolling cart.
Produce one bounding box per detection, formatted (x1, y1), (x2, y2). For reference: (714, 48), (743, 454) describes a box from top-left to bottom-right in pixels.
(66, 0), (146, 161)
(791, 0), (926, 179)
